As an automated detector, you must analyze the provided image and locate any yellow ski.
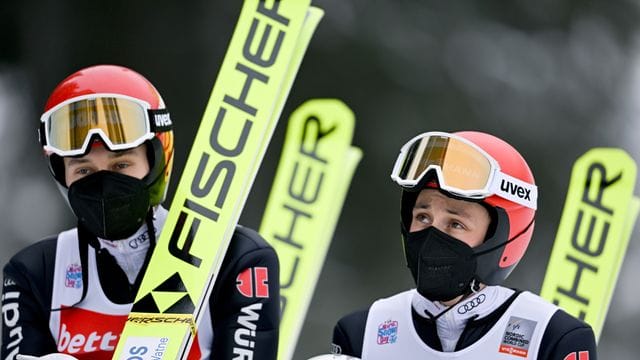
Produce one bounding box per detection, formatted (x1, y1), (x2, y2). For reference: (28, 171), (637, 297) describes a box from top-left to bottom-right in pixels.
(259, 99), (362, 360)
(113, 1), (323, 358)
(540, 148), (639, 341)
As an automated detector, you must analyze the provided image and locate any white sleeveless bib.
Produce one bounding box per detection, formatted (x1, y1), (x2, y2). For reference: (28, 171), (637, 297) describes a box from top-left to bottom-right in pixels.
(48, 228), (213, 359)
(362, 289), (557, 359)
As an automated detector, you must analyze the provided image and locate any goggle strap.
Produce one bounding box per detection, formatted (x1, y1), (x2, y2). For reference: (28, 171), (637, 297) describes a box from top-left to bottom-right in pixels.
(39, 121), (47, 146)
(148, 109), (173, 133)
(490, 171), (538, 210)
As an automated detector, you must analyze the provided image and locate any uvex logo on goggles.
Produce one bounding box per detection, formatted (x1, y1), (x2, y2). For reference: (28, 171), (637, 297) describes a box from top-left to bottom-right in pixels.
(500, 179), (533, 201)
(153, 112), (173, 128)
(40, 93), (172, 156)
(490, 172), (537, 209)
(391, 132), (537, 209)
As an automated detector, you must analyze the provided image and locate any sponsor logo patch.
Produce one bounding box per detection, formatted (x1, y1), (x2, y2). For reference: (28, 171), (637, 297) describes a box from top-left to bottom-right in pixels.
(233, 303), (263, 358)
(65, 263), (82, 289)
(377, 319), (398, 345)
(2, 290), (21, 356)
(564, 351), (590, 360)
(128, 229), (152, 249)
(57, 307), (126, 357)
(236, 267), (269, 298)
(457, 293), (486, 314)
(121, 336), (170, 360)
(499, 316), (537, 358)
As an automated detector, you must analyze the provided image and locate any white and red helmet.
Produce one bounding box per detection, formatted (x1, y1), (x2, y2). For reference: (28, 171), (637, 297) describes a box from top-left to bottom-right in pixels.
(392, 131), (537, 285)
(39, 64), (174, 205)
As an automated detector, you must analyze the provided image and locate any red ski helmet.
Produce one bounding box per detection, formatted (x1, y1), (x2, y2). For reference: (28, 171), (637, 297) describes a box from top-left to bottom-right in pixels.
(393, 131), (537, 285)
(39, 64), (174, 206)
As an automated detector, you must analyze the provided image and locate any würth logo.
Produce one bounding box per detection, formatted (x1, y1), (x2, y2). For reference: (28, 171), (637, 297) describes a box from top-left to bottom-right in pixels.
(500, 179), (532, 200)
(236, 267), (269, 298)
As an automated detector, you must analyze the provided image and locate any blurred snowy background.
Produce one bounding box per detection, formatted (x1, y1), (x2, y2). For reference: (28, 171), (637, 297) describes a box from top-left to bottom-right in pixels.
(2, 0), (640, 358)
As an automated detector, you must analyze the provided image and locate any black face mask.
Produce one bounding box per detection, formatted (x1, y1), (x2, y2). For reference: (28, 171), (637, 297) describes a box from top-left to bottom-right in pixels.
(68, 171), (150, 240)
(404, 226), (478, 302)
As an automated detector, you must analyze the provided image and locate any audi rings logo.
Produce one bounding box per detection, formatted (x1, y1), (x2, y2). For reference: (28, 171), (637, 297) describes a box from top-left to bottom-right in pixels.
(457, 294), (486, 314)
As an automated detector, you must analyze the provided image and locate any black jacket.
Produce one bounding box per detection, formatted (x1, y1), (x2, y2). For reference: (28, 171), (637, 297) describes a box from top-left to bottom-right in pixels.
(2, 225), (280, 359)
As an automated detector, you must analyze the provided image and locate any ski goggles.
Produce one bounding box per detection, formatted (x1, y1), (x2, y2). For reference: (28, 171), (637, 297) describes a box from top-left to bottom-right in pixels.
(390, 132), (537, 209)
(40, 93), (172, 157)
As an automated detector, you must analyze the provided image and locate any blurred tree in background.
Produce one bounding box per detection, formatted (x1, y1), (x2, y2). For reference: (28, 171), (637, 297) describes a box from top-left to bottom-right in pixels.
(2, 0), (640, 358)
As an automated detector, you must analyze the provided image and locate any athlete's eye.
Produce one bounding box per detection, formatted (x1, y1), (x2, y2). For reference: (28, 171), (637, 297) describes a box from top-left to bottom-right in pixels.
(76, 167), (92, 176)
(414, 213), (431, 224)
(114, 162), (130, 170)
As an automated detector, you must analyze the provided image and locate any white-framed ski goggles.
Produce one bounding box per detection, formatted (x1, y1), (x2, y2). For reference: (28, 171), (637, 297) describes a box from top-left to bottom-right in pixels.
(39, 93), (172, 157)
(390, 131), (537, 209)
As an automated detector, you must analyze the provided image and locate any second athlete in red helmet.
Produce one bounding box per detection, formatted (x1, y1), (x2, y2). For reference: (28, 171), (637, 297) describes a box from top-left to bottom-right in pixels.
(327, 130), (597, 359)
(39, 64), (174, 239)
(2, 65), (281, 359)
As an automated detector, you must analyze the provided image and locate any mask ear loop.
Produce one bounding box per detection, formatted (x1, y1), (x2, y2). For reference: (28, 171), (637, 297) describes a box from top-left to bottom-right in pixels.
(422, 276), (482, 322)
(470, 278), (481, 293)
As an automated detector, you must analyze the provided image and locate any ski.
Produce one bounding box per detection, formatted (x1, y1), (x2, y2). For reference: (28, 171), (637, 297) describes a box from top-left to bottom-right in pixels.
(540, 148), (639, 342)
(112, 1), (323, 359)
(259, 99), (362, 360)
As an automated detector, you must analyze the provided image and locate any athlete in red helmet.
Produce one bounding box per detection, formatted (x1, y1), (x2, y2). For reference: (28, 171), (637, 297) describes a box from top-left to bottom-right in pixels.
(329, 131), (597, 359)
(1, 65), (280, 359)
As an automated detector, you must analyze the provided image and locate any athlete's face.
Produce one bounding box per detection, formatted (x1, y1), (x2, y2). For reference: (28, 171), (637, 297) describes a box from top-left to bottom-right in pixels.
(410, 189), (491, 248)
(63, 142), (150, 187)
